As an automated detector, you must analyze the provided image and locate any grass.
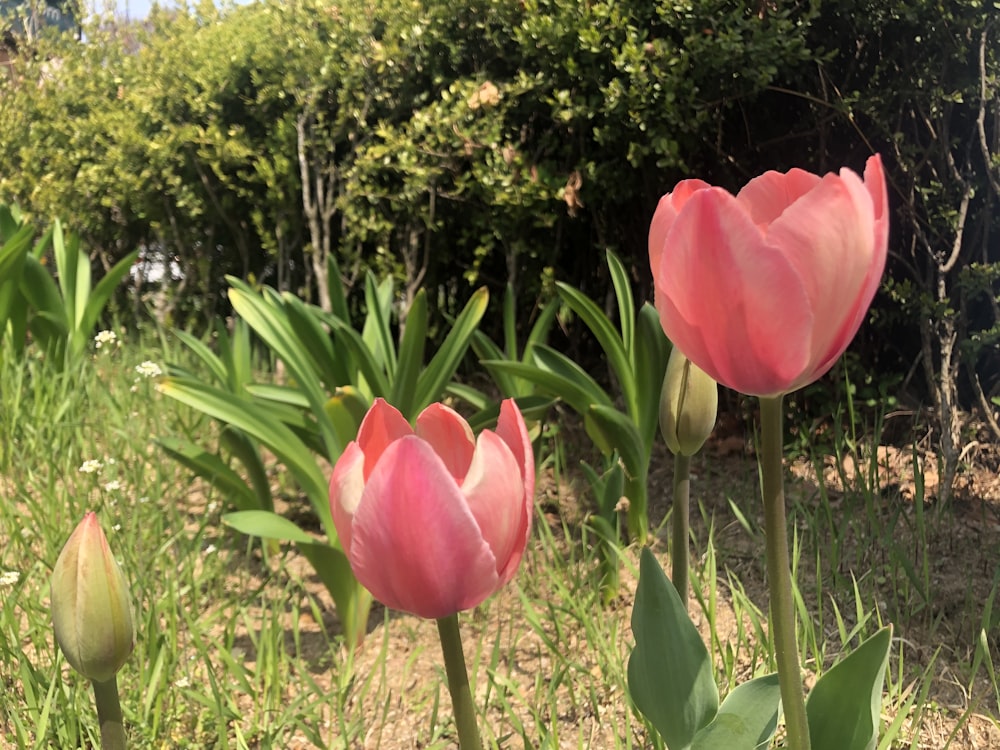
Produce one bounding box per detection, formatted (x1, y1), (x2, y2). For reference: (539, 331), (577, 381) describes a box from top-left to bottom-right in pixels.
(0, 330), (998, 748)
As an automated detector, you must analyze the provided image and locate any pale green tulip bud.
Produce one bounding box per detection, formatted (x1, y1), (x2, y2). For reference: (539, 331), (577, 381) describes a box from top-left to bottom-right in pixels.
(51, 513), (135, 683)
(660, 348), (718, 456)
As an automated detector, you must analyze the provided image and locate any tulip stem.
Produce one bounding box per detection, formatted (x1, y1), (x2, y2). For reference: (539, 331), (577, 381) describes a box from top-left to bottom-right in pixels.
(759, 396), (810, 750)
(436, 614), (482, 750)
(671, 452), (691, 611)
(93, 677), (127, 750)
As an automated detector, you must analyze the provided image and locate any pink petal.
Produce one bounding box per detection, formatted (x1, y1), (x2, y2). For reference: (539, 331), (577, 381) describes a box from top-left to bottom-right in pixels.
(493, 399), (535, 579)
(461, 430), (530, 585)
(414, 402), (475, 482)
(765, 167), (877, 387)
(737, 168), (821, 226)
(648, 180), (712, 278)
(355, 398), (412, 481)
(654, 188), (814, 396)
(329, 441), (366, 557)
(348, 437), (499, 619)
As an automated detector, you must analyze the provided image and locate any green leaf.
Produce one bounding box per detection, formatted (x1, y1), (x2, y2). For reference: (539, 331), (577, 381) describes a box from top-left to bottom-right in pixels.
(606, 250), (635, 359)
(362, 272), (397, 380)
(584, 404), (645, 480)
(281, 293), (349, 389)
(218, 426), (274, 512)
(691, 674), (782, 750)
(174, 328), (230, 387)
(223, 509), (316, 544)
(629, 547), (719, 750)
(80, 248), (138, 345)
(556, 280), (635, 415)
(415, 286), (488, 413)
(634, 304), (671, 454)
(296, 540), (372, 650)
(807, 627), (892, 750)
(391, 288), (428, 418)
(156, 436), (262, 512)
(159, 377), (333, 536)
(323, 313), (392, 399)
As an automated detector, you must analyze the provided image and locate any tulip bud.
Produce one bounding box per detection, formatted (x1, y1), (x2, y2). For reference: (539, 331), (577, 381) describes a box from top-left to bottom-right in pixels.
(50, 513), (135, 683)
(660, 347), (718, 456)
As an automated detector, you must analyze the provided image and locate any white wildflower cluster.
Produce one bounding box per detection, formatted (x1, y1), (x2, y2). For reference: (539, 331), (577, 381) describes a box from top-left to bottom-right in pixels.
(0, 571), (20, 587)
(134, 361), (163, 378)
(104, 480), (123, 492)
(79, 459), (103, 474)
(94, 330), (119, 350)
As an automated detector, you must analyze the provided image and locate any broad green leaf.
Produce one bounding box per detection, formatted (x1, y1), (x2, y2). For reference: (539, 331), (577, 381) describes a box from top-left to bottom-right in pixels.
(324, 386), (371, 448)
(691, 674), (782, 750)
(282, 293), (349, 390)
(415, 286), (488, 413)
(228, 281), (339, 456)
(361, 272), (396, 377)
(531, 344), (614, 410)
(584, 404), (645, 480)
(483, 357), (604, 417)
(629, 547), (719, 750)
(159, 377), (333, 535)
(245, 383), (311, 409)
(20, 256), (67, 329)
(174, 328), (231, 387)
(323, 314), (392, 398)
(556, 280), (635, 415)
(156, 436), (261, 512)
(391, 288), (428, 418)
(223, 509), (317, 544)
(807, 627), (892, 750)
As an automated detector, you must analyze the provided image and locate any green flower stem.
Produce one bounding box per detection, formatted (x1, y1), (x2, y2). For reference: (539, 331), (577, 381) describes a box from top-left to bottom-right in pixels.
(436, 614), (482, 750)
(93, 677), (127, 750)
(759, 396), (810, 750)
(671, 452), (691, 611)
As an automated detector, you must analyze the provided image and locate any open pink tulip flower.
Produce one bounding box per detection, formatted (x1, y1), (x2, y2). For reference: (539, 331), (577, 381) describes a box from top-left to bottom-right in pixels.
(330, 398), (535, 620)
(649, 154), (889, 397)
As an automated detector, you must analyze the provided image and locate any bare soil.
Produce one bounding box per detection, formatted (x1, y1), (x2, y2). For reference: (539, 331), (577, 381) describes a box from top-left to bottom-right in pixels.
(202, 416), (1000, 749)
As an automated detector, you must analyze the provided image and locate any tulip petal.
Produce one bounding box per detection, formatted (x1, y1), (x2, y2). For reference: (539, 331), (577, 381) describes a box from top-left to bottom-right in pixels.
(649, 180), (712, 277)
(737, 168), (821, 226)
(492, 399), (535, 580)
(349, 437), (500, 619)
(329, 441), (366, 557)
(655, 188), (814, 396)
(461, 430), (529, 585)
(356, 398), (413, 481)
(415, 402), (476, 482)
(766, 168), (878, 386)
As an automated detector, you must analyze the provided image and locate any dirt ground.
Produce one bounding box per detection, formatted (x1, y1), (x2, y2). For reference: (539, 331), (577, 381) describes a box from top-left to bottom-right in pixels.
(217, 411), (1000, 749)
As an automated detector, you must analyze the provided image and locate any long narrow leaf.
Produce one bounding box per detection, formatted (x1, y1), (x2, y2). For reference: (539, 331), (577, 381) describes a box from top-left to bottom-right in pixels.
(556, 280), (636, 415)
(414, 286), (489, 413)
(391, 288), (428, 418)
(158, 378), (333, 536)
(156, 436), (261, 512)
(80, 248), (138, 339)
(606, 250), (635, 360)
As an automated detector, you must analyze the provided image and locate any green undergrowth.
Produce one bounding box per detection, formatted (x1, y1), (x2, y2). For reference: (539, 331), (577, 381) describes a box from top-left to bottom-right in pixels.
(0, 333), (996, 748)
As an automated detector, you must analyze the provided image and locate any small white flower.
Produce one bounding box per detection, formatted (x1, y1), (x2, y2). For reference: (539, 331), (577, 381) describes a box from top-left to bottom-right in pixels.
(112, 524), (121, 532)
(104, 480), (122, 492)
(138, 496), (150, 504)
(206, 501), (219, 514)
(134, 361), (163, 378)
(0, 571), (20, 587)
(174, 676), (191, 688)
(79, 459), (103, 474)
(204, 544), (217, 555)
(94, 330), (118, 349)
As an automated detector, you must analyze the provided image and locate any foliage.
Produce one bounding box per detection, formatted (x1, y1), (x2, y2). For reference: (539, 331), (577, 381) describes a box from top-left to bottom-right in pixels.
(0, 204), (135, 370)
(158, 257), (488, 647)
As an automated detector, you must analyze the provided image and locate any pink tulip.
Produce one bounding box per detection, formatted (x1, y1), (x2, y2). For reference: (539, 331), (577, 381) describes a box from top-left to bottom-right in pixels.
(649, 155), (888, 397)
(329, 398), (534, 620)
